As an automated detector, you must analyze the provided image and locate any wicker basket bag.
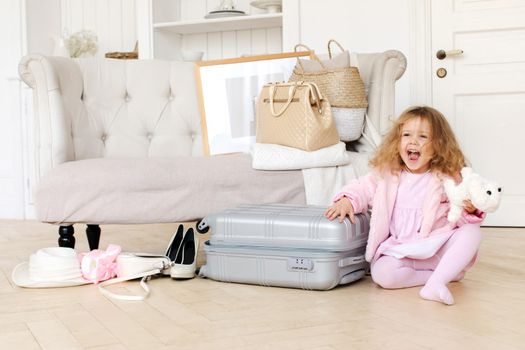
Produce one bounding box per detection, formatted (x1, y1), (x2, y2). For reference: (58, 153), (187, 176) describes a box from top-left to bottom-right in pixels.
(289, 40), (367, 141)
(288, 40), (368, 109)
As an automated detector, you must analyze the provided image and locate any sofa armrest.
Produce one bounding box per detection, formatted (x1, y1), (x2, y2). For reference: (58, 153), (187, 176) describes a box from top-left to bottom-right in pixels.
(356, 50), (407, 136)
(19, 54), (76, 179)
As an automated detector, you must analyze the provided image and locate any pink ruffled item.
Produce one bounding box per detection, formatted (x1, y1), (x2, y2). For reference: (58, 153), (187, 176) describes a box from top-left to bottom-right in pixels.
(79, 244), (122, 283)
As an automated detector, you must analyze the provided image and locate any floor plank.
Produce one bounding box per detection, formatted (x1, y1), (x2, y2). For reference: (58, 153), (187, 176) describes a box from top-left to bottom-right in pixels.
(1, 220), (524, 349)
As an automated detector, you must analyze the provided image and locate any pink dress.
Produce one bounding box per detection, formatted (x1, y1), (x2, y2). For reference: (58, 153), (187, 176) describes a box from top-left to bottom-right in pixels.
(376, 171), (454, 260)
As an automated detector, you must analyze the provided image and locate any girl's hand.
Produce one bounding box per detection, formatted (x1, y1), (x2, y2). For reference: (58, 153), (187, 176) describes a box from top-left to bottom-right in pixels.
(463, 199), (477, 214)
(325, 197), (356, 223)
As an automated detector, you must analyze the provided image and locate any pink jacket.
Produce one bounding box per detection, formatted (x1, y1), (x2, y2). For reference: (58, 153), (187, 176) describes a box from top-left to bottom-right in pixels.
(333, 170), (485, 262)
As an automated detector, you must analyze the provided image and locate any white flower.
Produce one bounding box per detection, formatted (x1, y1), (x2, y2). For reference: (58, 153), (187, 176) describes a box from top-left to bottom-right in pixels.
(65, 30), (98, 58)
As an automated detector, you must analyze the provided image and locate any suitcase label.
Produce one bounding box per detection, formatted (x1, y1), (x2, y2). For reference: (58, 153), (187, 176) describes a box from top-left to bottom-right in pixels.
(287, 257), (314, 271)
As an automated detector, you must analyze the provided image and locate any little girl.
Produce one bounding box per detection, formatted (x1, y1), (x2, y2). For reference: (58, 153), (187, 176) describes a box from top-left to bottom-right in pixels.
(325, 106), (484, 305)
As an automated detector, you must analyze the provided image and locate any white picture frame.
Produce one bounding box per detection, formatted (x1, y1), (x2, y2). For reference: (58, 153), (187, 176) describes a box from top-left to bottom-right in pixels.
(195, 51), (311, 155)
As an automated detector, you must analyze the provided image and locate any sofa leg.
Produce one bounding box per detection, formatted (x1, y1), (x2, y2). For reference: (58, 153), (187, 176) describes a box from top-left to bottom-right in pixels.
(58, 225), (75, 248)
(86, 225), (101, 251)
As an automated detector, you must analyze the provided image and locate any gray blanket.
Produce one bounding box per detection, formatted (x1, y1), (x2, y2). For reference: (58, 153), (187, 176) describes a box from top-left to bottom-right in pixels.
(36, 154), (306, 225)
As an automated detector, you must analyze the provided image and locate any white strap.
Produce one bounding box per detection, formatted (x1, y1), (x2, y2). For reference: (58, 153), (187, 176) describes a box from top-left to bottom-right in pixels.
(98, 267), (163, 301)
(98, 254), (171, 301)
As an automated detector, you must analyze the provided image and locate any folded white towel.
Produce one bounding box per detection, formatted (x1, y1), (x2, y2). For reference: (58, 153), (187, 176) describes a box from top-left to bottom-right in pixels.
(251, 142), (351, 170)
(302, 151), (371, 205)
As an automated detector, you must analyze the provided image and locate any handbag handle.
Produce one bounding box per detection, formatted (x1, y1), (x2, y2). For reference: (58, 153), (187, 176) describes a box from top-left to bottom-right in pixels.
(268, 82), (324, 116)
(293, 43), (327, 72)
(306, 82), (324, 114)
(269, 83), (298, 117)
(327, 39), (346, 59)
(98, 254), (171, 301)
(98, 268), (161, 301)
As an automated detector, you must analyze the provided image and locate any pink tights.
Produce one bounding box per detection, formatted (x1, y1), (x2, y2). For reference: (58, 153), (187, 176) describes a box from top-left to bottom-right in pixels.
(370, 224), (482, 305)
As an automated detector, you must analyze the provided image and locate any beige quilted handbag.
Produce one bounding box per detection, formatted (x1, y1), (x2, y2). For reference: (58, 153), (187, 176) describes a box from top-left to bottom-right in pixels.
(256, 82), (339, 151)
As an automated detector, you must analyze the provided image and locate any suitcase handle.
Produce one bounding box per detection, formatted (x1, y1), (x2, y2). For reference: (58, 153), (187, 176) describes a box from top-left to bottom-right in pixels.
(338, 255), (365, 267)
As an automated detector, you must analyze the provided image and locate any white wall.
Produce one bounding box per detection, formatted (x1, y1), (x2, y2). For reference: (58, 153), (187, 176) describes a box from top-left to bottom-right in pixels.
(0, 0), (26, 219)
(23, 0), (138, 57)
(59, 0), (137, 56)
(26, 0), (61, 55)
(0, 0), (138, 219)
(284, 0), (412, 116)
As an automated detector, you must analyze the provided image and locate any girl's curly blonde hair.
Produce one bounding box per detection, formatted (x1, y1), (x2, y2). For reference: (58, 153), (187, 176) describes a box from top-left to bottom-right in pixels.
(369, 106), (467, 177)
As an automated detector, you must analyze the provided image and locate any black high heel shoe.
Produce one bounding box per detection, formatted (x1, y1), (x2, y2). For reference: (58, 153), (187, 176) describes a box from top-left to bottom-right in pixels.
(163, 224), (185, 275)
(170, 227), (199, 279)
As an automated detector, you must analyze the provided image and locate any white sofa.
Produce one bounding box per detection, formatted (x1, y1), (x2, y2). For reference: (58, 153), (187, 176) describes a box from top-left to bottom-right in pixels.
(19, 51), (406, 249)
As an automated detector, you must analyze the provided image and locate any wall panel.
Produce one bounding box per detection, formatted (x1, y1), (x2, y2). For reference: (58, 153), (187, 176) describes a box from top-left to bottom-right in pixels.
(61, 0), (137, 57)
(158, 0), (282, 60)
(0, 0), (26, 218)
(288, 0), (411, 116)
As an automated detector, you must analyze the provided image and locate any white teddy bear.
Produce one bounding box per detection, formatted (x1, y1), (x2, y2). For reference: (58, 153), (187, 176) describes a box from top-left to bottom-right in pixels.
(443, 167), (502, 223)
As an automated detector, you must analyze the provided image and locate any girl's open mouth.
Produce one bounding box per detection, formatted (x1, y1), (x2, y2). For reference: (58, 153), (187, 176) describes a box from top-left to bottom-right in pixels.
(408, 150), (420, 161)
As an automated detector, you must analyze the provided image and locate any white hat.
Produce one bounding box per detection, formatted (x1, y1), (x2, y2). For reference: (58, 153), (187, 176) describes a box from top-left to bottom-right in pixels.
(12, 247), (90, 288)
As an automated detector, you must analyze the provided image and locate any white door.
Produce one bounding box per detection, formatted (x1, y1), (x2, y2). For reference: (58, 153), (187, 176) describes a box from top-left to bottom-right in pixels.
(431, 0), (525, 227)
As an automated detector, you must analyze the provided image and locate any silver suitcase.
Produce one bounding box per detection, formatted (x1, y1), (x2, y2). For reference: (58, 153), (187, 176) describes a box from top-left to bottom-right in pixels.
(198, 204), (369, 290)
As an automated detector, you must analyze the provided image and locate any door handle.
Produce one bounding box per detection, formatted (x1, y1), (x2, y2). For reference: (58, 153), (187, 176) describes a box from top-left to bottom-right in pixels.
(436, 49), (463, 60)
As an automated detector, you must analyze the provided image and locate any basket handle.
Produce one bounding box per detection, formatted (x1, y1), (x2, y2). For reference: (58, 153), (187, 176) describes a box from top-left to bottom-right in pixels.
(327, 39), (345, 59)
(293, 43), (326, 72)
(294, 43), (312, 53)
(269, 84), (298, 117)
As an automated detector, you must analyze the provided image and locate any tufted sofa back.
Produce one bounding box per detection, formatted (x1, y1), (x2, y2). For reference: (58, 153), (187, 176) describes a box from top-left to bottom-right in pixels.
(20, 52), (407, 180)
(73, 59), (203, 159)
(20, 56), (202, 175)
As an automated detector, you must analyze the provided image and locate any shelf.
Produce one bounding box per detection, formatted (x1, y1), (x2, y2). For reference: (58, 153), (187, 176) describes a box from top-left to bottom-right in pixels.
(154, 13), (282, 35)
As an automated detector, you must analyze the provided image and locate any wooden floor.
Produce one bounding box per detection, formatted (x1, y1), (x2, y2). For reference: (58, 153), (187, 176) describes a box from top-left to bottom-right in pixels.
(0, 221), (524, 350)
